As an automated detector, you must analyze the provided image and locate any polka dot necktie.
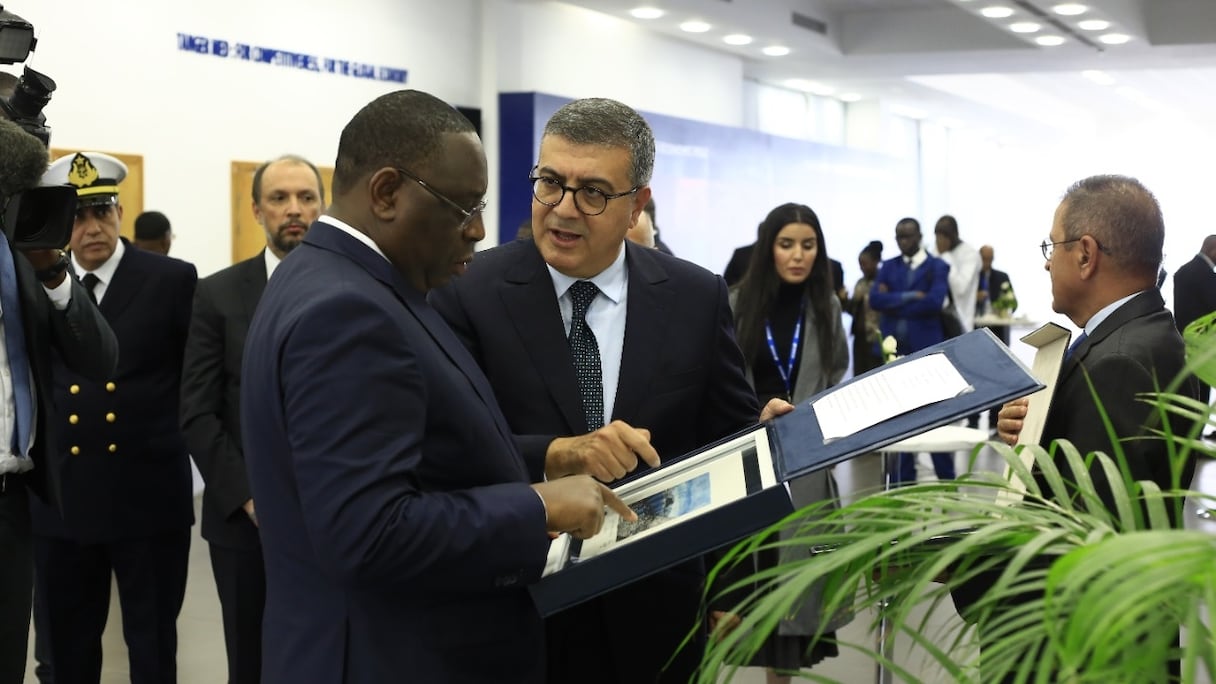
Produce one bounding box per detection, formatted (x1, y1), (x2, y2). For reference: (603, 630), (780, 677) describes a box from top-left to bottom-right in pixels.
(568, 280), (603, 432)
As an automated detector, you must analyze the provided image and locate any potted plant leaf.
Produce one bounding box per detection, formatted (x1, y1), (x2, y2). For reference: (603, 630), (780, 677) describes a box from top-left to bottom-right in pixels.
(699, 332), (1216, 683)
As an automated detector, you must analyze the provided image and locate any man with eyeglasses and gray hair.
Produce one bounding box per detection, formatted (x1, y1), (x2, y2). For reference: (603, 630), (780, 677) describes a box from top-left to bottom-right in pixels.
(431, 97), (773, 683)
(957, 175), (1199, 682)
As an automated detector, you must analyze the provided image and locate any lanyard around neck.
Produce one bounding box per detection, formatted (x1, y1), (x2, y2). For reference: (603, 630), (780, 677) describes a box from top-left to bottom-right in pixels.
(764, 300), (805, 400)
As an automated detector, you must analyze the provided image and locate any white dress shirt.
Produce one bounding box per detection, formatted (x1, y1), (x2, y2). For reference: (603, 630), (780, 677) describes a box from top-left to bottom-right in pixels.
(71, 238), (126, 305)
(939, 241), (981, 332)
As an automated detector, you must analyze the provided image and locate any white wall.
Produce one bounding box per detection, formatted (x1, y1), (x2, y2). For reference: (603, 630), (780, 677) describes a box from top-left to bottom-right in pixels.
(13, 0), (1206, 292)
(938, 112), (1210, 332)
(16, 0), (481, 277)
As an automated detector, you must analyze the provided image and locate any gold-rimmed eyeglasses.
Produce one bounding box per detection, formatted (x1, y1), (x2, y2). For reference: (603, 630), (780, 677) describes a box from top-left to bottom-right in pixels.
(396, 167), (486, 229)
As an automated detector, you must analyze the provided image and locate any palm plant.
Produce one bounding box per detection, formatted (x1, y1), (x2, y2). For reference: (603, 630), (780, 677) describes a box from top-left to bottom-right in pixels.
(700, 334), (1216, 683)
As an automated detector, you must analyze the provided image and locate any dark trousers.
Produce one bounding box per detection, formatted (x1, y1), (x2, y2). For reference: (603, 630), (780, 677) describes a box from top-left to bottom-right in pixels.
(33, 585), (53, 683)
(893, 452), (956, 485)
(208, 542), (265, 684)
(0, 478), (32, 684)
(34, 527), (191, 684)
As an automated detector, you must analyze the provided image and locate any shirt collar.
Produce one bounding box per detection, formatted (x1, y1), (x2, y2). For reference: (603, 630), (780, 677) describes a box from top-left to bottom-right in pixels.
(547, 243), (628, 304)
(1200, 252), (1216, 270)
(72, 238), (125, 284)
(1084, 290), (1144, 336)
(320, 214), (389, 262)
(903, 248), (927, 270)
(264, 247), (282, 281)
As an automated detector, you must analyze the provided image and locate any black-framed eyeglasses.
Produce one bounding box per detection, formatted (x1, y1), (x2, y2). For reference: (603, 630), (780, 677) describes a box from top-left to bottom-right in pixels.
(1040, 236), (1112, 260)
(396, 167), (486, 229)
(528, 167), (639, 216)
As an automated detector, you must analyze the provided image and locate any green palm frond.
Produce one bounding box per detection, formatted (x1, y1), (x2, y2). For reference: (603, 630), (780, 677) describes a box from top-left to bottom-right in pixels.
(699, 436), (1215, 683)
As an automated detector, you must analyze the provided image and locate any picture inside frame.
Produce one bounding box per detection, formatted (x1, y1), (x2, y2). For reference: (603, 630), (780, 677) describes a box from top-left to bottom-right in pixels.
(573, 425), (777, 561)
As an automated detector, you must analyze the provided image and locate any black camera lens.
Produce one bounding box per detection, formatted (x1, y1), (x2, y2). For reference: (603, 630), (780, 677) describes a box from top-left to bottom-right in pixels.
(6, 66), (53, 118)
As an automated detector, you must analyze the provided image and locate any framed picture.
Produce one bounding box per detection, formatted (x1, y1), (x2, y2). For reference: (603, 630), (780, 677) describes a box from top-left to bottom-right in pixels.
(573, 425), (777, 562)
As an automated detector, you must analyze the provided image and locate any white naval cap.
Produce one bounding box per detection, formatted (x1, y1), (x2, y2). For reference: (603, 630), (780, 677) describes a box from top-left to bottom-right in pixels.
(44, 151), (128, 207)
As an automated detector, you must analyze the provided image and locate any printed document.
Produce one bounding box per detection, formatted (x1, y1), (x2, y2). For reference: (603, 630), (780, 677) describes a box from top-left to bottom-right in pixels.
(812, 352), (971, 441)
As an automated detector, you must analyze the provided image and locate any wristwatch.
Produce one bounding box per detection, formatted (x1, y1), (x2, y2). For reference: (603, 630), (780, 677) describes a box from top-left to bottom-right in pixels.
(34, 250), (70, 282)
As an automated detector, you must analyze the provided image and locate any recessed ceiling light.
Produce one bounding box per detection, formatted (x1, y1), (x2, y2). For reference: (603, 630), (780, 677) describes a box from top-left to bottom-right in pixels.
(1081, 69), (1116, 85)
(1052, 3), (1088, 15)
(629, 7), (664, 20)
(980, 6), (1015, 18)
(679, 20), (711, 33)
(761, 45), (790, 57)
(838, 93), (862, 102)
(1077, 19), (1111, 31)
(723, 34), (753, 46)
(1098, 33), (1131, 45)
(1010, 22), (1041, 33)
(1035, 35), (1066, 46)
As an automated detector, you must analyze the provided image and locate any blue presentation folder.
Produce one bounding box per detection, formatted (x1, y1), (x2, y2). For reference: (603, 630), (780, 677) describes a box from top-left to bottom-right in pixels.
(529, 328), (1044, 617)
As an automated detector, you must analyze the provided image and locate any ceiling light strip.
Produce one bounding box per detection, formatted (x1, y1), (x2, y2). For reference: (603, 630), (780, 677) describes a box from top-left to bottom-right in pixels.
(1012, 0), (1102, 49)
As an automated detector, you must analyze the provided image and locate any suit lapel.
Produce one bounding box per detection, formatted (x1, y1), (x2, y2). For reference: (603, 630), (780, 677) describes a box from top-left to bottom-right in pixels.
(1059, 289), (1163, 383)
(306, 223), (524, 470)
(612, 244), (673, 422)
(499, 248), (585, 434)
(91, 246), (139, 317)
(239, 255), (268, 320)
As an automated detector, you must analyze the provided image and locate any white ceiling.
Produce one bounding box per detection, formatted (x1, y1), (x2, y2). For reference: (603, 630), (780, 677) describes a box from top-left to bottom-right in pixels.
(558, 0), (1216, 141)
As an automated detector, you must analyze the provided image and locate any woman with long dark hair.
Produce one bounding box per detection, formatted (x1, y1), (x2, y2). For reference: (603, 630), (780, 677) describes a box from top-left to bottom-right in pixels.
(725, 202), (851, 683)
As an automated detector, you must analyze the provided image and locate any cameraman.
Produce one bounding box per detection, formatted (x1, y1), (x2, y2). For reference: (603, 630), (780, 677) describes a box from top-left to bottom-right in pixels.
(0, 72), (118, 682)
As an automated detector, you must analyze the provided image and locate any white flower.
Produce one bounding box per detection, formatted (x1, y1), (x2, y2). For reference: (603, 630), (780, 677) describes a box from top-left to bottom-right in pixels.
(882, 335), (898, 356)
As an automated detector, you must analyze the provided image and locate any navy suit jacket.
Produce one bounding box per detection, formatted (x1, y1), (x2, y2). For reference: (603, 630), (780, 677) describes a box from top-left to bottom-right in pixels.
(241, 222), (549, 683)
(870, 253), (950, 354)
(180, 253), (266, 550)
(31, 242), (196, 542)
(429, 238), (758, 681)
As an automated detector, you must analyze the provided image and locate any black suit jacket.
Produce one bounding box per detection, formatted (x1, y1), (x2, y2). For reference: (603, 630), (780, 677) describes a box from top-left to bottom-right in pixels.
(31, 242), (197, 542)
(181, 253), (266, 550)
(13, 251), (118, 509)
(431, 239), (758, 475)
(1173, 254), (1216, 332)
(953, 290), (1199, 632)
(976, 267), (1013, 344)
(430, 239), (759, 680)
(1039, 289), (1199, 513)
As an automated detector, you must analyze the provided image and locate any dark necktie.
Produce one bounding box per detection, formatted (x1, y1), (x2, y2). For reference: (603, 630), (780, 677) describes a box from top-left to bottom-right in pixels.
(0, 238), (32, 457)
(568, 281), (603, 432)
(81, 273), (100, 305)
(904, 257), (916, 288)
(1065, 331), (1088, 361)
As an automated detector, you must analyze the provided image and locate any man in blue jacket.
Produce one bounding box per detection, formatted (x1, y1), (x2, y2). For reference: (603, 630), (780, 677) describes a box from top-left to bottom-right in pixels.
(870, 217), (955, 483)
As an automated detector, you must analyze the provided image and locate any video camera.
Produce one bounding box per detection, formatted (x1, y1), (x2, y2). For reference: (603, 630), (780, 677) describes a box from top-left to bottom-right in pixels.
(0, 4), (76, 250)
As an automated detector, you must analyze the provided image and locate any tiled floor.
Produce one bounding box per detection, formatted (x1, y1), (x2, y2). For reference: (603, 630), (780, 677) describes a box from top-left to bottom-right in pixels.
(22, 435), (1213, 683)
